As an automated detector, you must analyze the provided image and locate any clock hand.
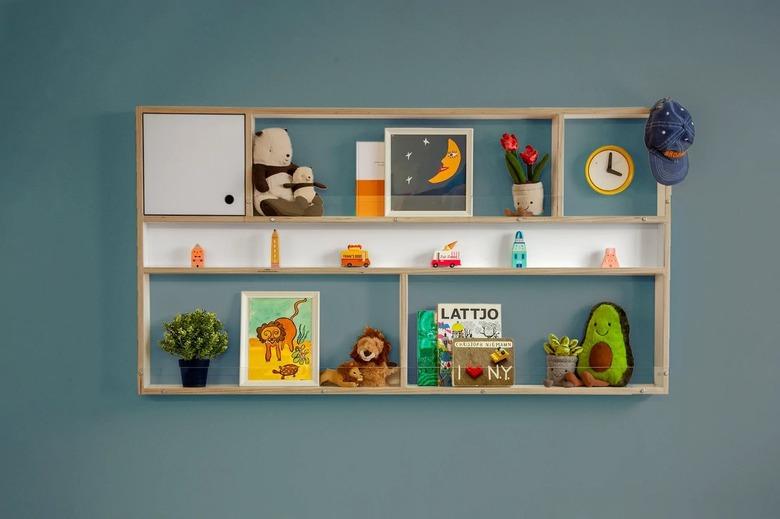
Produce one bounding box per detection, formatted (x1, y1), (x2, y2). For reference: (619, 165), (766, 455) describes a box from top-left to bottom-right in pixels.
(605, 153), (623, 175)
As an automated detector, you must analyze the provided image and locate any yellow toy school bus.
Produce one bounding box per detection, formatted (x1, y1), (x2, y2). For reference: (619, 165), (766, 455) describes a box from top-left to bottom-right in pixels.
(340, 244), (371, 268)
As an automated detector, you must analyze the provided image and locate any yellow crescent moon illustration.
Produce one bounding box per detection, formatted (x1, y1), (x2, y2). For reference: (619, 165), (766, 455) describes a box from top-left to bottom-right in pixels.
(428, 138), (462, 184)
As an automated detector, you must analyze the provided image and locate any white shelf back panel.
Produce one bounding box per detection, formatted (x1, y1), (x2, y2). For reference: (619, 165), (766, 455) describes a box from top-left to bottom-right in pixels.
(144, 223), (662, 269)
(143, 114), (245, 215)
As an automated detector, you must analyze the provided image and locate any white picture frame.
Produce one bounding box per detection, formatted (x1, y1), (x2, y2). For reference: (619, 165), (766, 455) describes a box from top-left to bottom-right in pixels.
(239, 291), (320, 387)
(384, 128), (473, 217)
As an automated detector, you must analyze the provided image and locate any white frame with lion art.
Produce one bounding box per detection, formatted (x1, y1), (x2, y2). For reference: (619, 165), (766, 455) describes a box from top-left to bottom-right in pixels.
(384, 128), (473, 217)
(239, 291), (320, 387)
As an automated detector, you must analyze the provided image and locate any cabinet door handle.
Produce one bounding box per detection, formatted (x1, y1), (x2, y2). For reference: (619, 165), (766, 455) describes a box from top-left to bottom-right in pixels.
(224, 194), (235, 205)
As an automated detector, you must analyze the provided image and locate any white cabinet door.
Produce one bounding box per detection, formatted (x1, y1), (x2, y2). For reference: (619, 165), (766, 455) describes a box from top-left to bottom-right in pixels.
(143, 113), (245, 215)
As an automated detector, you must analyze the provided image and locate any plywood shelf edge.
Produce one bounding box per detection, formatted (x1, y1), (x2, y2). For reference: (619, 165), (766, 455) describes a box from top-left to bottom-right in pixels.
(141, 383), (664, 396)
(143, 267), (664, 276)
(138, 106), (651, 119)
(143, 215), (667, 224)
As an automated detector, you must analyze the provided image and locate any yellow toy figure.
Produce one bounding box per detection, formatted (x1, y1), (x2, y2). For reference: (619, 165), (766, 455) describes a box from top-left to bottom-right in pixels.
(271, 229), (280, 268)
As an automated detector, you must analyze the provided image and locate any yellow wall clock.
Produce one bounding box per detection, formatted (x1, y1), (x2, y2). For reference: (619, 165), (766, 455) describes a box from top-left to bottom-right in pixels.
(584, 145), (634, 195)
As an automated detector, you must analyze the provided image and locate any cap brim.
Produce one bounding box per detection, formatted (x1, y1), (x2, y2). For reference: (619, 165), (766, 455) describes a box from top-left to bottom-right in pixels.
(648, 149), (688, 186)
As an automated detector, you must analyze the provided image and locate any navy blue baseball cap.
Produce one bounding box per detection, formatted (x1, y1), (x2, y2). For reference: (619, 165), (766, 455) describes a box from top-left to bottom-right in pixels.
(644, 98), (694, 185)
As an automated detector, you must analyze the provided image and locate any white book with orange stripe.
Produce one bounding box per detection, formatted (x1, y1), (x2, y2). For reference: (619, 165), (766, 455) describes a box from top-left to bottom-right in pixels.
(355, 141), (385, 216)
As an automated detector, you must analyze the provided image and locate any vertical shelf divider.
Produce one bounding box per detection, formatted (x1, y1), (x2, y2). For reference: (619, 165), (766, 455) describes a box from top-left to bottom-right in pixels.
(653, 185), (672, 391)
(140, 274), (151, 389)
(551, 113), (565, 217)
(244, 111), (254, 219)
(135, 107), (147, 392)
(399, 273), (409, 388)
(662, 186), (672, 391)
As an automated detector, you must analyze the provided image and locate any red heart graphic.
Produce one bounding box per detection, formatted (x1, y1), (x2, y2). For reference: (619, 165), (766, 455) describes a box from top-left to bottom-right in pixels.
(465, 365), (483, 379)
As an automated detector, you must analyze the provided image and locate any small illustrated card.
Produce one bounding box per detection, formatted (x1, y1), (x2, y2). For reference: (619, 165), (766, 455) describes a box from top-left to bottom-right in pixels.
(452, 338), (514, 387)
(436, 303), (502, 386)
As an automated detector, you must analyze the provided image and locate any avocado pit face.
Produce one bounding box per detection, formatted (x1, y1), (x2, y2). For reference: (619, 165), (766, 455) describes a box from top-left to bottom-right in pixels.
(589, 342), (613, 372)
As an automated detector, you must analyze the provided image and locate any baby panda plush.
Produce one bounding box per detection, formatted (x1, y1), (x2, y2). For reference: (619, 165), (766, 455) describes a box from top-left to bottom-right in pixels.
(283, 167), (327, 207)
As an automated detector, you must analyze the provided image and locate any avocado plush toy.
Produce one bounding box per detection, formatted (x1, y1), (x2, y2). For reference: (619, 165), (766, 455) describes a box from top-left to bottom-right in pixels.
(576, 302), (634, 387)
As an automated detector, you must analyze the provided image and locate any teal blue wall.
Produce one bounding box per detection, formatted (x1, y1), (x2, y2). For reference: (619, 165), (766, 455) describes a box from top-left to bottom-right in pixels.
(1, 1), (778, 517)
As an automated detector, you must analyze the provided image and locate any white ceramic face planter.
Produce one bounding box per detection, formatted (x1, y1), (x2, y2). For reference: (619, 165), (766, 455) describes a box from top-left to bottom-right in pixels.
(512, 182), (544, 215)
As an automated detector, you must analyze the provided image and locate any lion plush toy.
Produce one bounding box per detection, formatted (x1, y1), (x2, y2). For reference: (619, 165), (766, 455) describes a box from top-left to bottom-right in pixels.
(320, 360), (363, 388)
(349, 327), (396, 387)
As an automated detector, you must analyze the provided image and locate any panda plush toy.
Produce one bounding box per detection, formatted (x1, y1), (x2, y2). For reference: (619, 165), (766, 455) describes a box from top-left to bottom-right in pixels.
(252, 128), (324, 216)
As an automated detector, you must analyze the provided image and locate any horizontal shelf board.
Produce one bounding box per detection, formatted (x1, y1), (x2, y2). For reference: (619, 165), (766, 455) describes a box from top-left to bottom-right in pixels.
(410, 267), (664, 276)
(141, 383), (664, 395)
(139, 106), (651, 120)
(563, 112), (649, 120)
(143, 267), (664, 276)
(404, 384), (664, 395)
(145, 267), (405, 275)
(144, 215), (666, 224)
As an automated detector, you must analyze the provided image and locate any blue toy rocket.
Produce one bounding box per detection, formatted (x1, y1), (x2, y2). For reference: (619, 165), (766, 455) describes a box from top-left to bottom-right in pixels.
(512, 231), (527, 268)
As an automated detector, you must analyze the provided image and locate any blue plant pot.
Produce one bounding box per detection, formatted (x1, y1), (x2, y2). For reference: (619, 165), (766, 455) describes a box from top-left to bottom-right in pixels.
(178, 359), (210, 387)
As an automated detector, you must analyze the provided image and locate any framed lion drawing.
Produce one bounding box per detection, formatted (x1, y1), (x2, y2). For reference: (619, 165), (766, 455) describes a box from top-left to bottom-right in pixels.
(240, 291), (320, 387)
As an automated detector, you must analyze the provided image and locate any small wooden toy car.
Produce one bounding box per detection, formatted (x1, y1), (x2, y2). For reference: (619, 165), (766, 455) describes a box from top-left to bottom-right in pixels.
(340, 244), (371, 267)
(490, 347), (510, 364)
(431, 241), (461, 268)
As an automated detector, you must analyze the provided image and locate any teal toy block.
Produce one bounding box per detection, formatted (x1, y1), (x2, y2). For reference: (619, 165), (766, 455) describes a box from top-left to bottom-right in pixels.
(512, 230), (527, 268)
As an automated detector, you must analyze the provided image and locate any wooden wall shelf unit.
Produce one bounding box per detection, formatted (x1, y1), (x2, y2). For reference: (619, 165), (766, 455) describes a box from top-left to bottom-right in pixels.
(136, 106), (672, 396)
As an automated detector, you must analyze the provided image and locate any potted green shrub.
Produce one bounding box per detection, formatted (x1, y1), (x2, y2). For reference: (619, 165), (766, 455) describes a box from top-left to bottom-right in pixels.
(543, 334), (582, 387)
(159, 309), (229, 387)
(500, 133), (549, 216)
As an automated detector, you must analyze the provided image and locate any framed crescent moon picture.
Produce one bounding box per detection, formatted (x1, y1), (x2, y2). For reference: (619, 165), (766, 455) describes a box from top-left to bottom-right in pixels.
(584, 145), (635, 195)
(384, 128), (473, 216)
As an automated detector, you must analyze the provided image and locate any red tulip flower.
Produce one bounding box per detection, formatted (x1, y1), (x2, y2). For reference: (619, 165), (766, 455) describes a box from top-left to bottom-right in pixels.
(520, 145), (538, 165)
(500, 133), (519, 152)
(502, 135), (549, 186)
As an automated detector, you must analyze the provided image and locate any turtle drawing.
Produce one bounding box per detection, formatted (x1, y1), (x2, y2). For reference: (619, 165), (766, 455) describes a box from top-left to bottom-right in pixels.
(272, 363), (299, 379)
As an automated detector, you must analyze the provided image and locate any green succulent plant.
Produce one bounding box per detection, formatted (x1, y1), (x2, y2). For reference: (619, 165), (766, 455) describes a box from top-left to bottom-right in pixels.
(159, 309), (229, 360)
(543, 333), (582, 357)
